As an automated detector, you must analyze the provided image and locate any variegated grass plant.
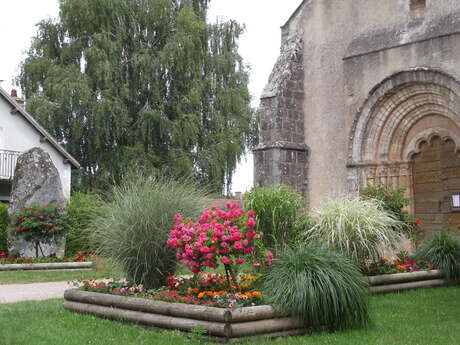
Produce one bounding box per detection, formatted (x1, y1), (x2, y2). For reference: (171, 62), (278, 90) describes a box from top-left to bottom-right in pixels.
(304, 198), (404, 263)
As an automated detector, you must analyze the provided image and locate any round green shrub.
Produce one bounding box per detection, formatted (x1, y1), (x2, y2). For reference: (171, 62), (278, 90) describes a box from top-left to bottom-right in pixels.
(65, 192), (103, 256)
(0, 202), (8, 253)
(416, 230), (460, 282)
(305, 198), (404, 262)
(88, 175), (207, 287)
(243, 185), (304, 249)
(261, 244), (369, 330)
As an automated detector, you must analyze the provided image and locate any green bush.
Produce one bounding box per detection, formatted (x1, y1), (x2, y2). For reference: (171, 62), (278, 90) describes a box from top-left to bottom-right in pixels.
(243, 185), (304, 249)
(88, 175), (207, 287)
(0, 203), (8, 253)
(8, 203), (67, 257)
(261, 244), (369, 330)
(360, 184), (422, 241)
(416, 230), (460, 281)
(65, 192), (103, 256)
(305, 198), (404, 262)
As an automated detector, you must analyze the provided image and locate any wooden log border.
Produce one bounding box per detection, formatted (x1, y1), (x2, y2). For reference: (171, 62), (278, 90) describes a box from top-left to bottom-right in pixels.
(63, 270), (455, 342)
(367, 270), (443, 286)
(64, 289), (308, 341)
(0, 261), (94, 271)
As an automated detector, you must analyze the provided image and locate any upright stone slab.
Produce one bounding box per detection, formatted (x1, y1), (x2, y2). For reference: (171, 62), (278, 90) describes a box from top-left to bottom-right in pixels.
(8, 147), (66, 257)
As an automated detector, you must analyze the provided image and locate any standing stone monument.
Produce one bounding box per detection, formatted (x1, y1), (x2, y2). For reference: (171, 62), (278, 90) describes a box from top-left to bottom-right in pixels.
(8, 147), (66, 257)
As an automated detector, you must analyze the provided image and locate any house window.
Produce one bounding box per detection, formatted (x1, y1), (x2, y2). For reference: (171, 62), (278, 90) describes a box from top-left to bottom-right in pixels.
(410, 0), (426, 11)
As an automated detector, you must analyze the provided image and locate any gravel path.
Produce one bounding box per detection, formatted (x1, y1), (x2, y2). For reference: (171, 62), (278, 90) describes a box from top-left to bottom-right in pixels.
(0, 281), (72, 304)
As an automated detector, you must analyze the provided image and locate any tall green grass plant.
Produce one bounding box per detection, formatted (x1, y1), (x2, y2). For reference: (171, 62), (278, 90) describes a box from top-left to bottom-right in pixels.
(261, 244), (369, 330)
(88, 175), (207, 287)
(416, 230), (460, 281)
(243, 185), (303, 249)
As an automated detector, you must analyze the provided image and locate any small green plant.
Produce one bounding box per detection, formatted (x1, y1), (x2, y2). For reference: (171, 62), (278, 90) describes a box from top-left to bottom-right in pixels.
(88, 174), (207, 287)
(65, 192), (103, 256)
(261, 244), (369, 330)
(416, 230), (460, 281)
(7, 203), (67, 257)
(0, 202), (8, 253)
(243, 185), (304, 249)
(189, 325), (207, 342)
(305, 198), (404, 262)
(292, 212), (315, 244)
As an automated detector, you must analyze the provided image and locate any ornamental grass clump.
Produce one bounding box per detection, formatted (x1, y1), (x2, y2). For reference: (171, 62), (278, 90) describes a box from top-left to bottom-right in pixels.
(416, 230), (460, 282)
(261, 244), (369, 331)
(305, 198), (404, 262)
(88, 175), (207, 287)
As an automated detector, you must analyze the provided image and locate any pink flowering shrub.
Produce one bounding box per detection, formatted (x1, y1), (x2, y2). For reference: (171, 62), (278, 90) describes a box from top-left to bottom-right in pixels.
(167, 202), (272, 283)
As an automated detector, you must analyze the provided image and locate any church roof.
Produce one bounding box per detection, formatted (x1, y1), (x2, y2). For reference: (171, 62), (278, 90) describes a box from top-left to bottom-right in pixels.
(0, 87), (80, 169)
(281, 0), (308, 29)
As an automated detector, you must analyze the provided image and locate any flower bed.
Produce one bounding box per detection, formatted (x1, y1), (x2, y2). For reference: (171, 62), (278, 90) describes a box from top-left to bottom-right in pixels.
(64, 289), (309, 342)
(0, 252), (95, 271)
(78, 273), (264, 309)
(361, 252), (434, 276)
(62, 269), (453, 342)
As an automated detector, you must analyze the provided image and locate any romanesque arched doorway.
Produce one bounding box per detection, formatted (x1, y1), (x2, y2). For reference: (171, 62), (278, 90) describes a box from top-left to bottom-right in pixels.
(348, 69), (460, 235)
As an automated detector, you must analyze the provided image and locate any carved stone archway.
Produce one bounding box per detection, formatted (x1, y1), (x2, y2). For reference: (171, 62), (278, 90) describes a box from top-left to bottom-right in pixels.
(348, 68), (460, 218)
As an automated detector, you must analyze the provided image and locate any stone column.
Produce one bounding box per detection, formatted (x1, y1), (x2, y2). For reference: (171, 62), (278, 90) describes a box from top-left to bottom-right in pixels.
(253, 36), (309, 198)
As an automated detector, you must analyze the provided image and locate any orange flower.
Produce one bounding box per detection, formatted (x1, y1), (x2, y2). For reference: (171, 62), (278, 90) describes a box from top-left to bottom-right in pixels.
(197, 292), (205, 299)
(187, 288), (200, 295)
(396, 264), (405, 271)
(252, 291), (261, 297)
(206, 291), (215, 297)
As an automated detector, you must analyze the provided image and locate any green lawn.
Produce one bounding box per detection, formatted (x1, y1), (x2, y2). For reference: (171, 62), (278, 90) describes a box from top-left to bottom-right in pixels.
(0, 286), (459, 345)
(0, 259), (122, 284)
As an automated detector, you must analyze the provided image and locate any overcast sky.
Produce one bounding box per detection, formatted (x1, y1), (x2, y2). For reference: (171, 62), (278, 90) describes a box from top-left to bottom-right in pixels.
(0, 0), (301, 193)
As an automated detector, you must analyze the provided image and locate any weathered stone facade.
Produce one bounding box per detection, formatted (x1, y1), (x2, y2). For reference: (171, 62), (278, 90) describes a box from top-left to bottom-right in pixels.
(254, 15), (309, 197)
(256, 0), (460, 234)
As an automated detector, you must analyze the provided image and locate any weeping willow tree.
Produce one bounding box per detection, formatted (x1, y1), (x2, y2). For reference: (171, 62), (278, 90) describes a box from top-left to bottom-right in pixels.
(20, 0), (254, 193)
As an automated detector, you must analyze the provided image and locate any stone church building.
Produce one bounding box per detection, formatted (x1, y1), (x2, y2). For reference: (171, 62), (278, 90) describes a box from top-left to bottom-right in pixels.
(254, 0), (460, 233)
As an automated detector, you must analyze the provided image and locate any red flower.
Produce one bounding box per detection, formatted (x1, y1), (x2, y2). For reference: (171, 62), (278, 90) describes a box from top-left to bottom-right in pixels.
(415, 219), (421, 225)
(383, 195), (390, 199)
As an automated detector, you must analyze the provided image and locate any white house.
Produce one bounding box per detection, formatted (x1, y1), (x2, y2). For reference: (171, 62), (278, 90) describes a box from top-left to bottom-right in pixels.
(0, 87), (79, 201)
